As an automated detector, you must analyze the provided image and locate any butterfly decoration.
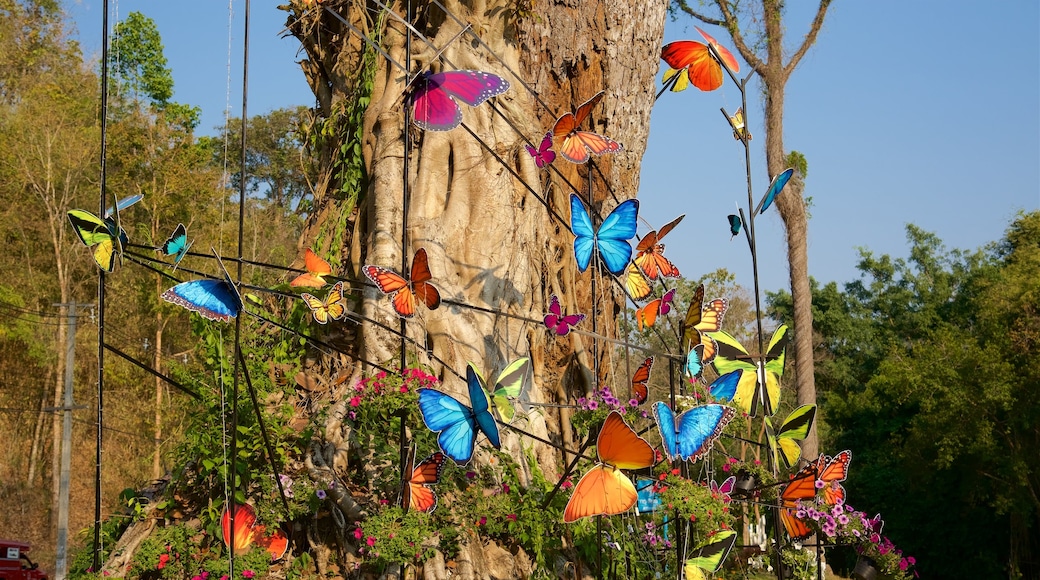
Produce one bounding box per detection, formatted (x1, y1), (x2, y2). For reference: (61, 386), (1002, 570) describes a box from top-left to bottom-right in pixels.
(624, 264), (653, 301)
(681, 284), (728, 364)
(161, 254), (242, 322)
(634, 215), (684, 280)
(67, 209), (129, 272)
(705, 368), (744, 404)
(660, 26), (740, 93)
(406, 70), (510, 131)
(301, 280), (347, 324)
(524, 131), (556, 168)
(683, 530), (737, 580)
(729, 107), (752, 141)
(221, 503), (289, 560)
(103, 193), (144, 218)
(765, 404), (817, 469)
(635, 288), (676, 330)
(684, 343), (706, 382)
(727, 214), (742, 239)
(363, 248), (441, 318)
(708, 324), (789, 416)
(563, 411), (655, 522)
(552, 92), (623, 164)
(417, 364), (501, 465)
(544, 294), (586, 336)
(630, 356), (653, 404)
(469, 358), (531, 422)
(756, 168), (795, 216)
(708, 476), (736, 503)
(653, 401), (736, 463)
(570, 194), (639, 275)
(780, 450), (852, 540)
(159, 223), (193, 269)
(290, 248), (333, 288)
(402, 451), (447, 513)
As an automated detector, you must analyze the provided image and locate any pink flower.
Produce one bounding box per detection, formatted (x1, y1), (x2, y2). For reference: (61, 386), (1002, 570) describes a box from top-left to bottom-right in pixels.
(366, 536), (376, 547)
(506, 514), (518, 522)
(722, 463), (731, 472)
(350, 396), (362, 407)
(466, 471), (476, 480)
(243, 571), (255, 579)
(562, 479), (573, 490)
(400, 385), (408, 393)
(477, 517), (487, 526)
(502, 483), (510, 494)
(353, 527), (364, 540)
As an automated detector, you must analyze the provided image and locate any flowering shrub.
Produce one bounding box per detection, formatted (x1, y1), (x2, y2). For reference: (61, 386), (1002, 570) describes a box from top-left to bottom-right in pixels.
(571, 384), (647, 438)
(653, 470), (734, 540)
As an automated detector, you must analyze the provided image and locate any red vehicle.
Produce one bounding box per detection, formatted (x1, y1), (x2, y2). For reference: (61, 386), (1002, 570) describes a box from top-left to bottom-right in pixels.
(0, 540), (48, 580)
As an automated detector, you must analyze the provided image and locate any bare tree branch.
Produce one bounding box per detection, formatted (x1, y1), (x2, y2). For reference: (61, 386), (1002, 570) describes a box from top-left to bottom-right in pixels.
(713, 0), (768, 75)
(784, 0), (833, 77)
(673, 0), (725, 26)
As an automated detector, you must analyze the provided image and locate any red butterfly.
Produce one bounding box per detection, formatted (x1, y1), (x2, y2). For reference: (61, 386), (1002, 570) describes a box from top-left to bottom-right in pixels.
(544, 294), (585, 336)
(408, 70), (510, 131)
(403, 452), (447, 513)
(635, 288), (676, 330)
(363, 248), (441, 318)
(660, 26), (740, 93)
(552, 92), (623, 164)
(290, 248), (333, 288)
(221, 503), (289, 560)
(630, 356), (653, 404)
(525, 131), (556, 168)
(780, 450), (853, 540)
(635, 215), (684, 280)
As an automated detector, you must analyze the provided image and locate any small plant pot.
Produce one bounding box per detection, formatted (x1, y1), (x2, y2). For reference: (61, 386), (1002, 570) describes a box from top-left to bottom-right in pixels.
(733, 471), (756, 497)
(853, 555), (879, 580)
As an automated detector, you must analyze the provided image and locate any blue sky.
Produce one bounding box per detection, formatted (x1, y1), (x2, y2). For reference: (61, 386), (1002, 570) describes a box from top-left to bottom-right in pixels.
(67, 1), (1040, 293)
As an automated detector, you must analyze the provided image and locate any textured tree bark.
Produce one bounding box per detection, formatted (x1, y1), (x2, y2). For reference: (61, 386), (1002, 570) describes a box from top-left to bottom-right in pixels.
(289, 0), (666, 576)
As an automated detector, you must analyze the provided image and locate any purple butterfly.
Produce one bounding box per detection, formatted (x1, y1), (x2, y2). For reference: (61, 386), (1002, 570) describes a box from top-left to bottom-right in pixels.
(709, 475), (735, 503)
(658, 288), (676, 316)
(524, 131), (556, 168)
(407, 70), (510, 131)
(544, 294), (585, 336)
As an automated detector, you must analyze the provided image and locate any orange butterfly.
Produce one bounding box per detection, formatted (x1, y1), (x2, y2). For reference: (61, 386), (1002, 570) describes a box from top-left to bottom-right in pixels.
(635, 288), (675, 330)
(630, 357), (653, 404)
(681, 284), (727, 363)
(780, 450), (852, 540)
(635, 215), (684, 280)
(291, 248), (333, 288)
(552, 92), (623, 164)
(660, 26), (740, 93)
(221, 503), (289, 560)
(563, 411), (656, 522)
(363, 248), (442, 318)
(403, 451), (447, 513)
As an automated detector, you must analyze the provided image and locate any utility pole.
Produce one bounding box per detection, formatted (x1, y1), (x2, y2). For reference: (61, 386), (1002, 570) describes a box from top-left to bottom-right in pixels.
(50, 303), (90, 580)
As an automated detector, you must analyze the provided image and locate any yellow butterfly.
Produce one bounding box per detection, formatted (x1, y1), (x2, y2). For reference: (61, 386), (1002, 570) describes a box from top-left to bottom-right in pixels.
(301, 281), (347, 324)
(730, 107), (752, 141)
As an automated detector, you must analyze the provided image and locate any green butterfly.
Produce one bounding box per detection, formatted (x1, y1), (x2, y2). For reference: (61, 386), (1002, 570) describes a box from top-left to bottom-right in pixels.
(684, 529), (736, 580)
(67, 209), (129, 272)
(765, 404), (817, 469)
(469, 357), (531, 422)
(708, 324), (789, 417)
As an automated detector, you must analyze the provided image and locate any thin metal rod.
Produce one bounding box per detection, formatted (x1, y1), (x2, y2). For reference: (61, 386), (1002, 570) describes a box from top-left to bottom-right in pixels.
(92, 0), (111, 568)
(103, 343), (202, 400)
(237, 350), (291, 515)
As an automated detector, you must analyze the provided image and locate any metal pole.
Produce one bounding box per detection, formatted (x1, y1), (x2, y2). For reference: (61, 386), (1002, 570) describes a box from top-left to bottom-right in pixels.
(54, 303), (83, 579)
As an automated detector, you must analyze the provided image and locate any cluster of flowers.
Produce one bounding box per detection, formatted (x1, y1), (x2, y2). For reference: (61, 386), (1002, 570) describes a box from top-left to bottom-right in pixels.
(640, 520), (672, 548)
(189, 572), (255, 580)
(794, 498), (917, 577)
(347, 367), (438, 420)
(576, 385), (648, 418)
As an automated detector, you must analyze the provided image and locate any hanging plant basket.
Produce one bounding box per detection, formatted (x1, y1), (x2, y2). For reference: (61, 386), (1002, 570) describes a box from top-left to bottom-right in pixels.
(853, 555), (879, 580)
(732, 471), (757, 497)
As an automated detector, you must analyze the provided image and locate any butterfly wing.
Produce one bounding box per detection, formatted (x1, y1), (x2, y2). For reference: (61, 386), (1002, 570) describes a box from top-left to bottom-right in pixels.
(160, 224), (187, 257)
(625, 264), (653, 301)
(695, 26), (740, 72)
(292, 248), (333, 287)
(595, 199), (639, 275)
(569, 195), (596, 272)
(727, 214), (742, 238)
(417, 387), (477, 465)
(437, 70), (510, 106)
(408, 452), (447, 513)
(765, 324), (790, 379)
(598, 411), (656, 469)
(674, 404), (736, 462)
(255, 527), (289, 561)
(630, 357), (653, 404)
(653, 402), (680, 462)
(635, 298), (662, 331)
(662, 66), (691, 93)
(103, 194), (144, 218)
(67, 210), (119, 272)
(467, 365), (501, 449)
(661, 40), (722, 92)
(363, 265), (417, 318)
(491, 358), (530, 422)
(685, 343), (706, 382)
(301, 292), (330, 324)
(409, 248), (441, 311)
(774, 405), (816, 469)
(707, 369), (743, 403)
(571, 91), (605, 127)
(557, 131), (623, 164)
(563, 464), (638, 523)
(410, 73), (463, 131)
(162, 279), (241, 322)
(685, 530), (737, 575)
(757, 168), (795, 215)
(221, 504), (258, 555)
(635, 249), (681, 280)
(525, 131), (556, 168)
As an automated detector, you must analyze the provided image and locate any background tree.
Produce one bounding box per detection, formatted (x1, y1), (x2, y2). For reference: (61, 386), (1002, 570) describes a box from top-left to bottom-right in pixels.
(673, 0), (832, 459)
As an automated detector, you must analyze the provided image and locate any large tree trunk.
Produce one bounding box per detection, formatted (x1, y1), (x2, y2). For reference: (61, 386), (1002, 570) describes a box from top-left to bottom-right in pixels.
(289, 0), (665, 576)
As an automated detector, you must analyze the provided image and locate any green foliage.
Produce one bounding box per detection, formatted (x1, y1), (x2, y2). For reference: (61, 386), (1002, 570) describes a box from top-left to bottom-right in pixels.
(654, 471), (734, 538)
(111, 12), (174, 105)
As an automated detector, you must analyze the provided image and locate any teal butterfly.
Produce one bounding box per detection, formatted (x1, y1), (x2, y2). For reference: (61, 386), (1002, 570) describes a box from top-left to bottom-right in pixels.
(469, 357), (531, 422)
(159, 223), (193, 268)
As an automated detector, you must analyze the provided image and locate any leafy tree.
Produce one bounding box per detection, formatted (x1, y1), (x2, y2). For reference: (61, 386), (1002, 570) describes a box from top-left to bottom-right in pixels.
(110, 11), (173, 105)
(674, 0), (834, 459)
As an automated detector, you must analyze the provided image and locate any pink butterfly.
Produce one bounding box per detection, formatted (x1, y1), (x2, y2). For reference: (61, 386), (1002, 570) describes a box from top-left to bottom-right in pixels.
(544, 294), (586, 336)
(407, 70), (510, 131)
(709, 475), (735, 503)
(524, 131), (556, 168)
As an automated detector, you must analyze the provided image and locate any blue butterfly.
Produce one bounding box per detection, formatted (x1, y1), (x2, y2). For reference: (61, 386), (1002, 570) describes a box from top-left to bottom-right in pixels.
(755, 168), (794, 215)
(417, 364), (501, 465)
(161, 254), (242, 322)
(685, 343), (705, 382)
(706, 368), (745, 402)
(159, 223), (193, 267)
(570, 194), (639, 275)
(653, 400), (736, 462)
